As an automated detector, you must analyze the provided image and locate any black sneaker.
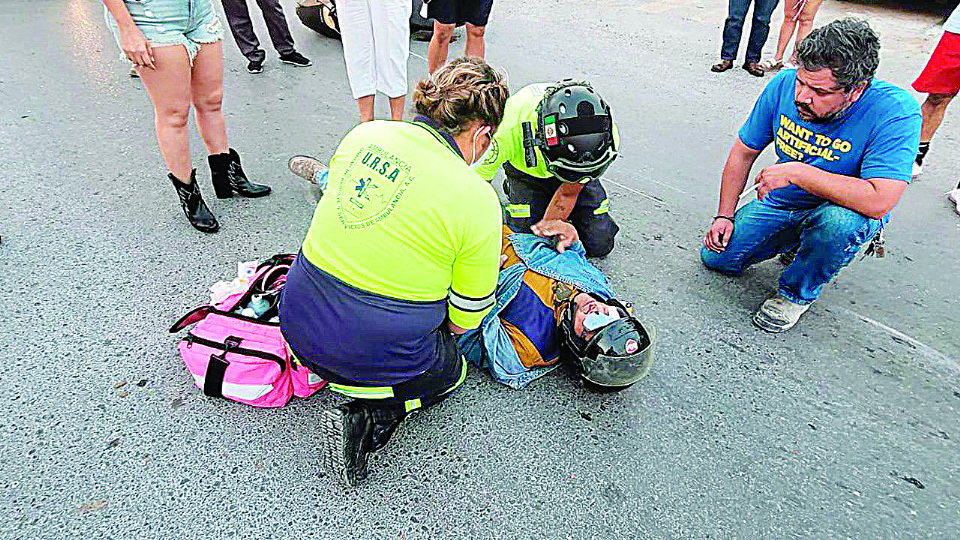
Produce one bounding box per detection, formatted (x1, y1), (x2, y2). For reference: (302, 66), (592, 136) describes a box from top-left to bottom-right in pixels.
(279, 51), (312, 67)
(247, 59), (264, 74)
(320, 402), (373, 486)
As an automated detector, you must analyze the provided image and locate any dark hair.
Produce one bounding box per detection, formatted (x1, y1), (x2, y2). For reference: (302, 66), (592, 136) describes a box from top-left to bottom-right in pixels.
(795, 18), (880, 91)
(413, 57), (510, 135)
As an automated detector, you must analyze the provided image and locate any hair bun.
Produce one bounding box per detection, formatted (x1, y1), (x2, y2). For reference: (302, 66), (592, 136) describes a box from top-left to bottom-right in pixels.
(412, 57), (509, 135)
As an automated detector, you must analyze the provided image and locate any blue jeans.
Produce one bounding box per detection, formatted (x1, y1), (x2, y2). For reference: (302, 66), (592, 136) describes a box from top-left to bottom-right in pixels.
(700, 199), (885, 304)
(720, 0), (780, 63)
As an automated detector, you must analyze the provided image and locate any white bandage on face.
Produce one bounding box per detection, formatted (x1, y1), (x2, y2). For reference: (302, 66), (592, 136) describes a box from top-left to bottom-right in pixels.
(584, 308), (621, 331)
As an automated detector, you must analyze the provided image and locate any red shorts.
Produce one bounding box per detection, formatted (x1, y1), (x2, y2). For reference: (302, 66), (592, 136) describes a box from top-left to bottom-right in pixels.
(913, 31), (960, 95)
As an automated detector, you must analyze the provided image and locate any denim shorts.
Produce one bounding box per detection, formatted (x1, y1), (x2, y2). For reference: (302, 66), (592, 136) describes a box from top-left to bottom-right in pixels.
(105, 0), (224, 64)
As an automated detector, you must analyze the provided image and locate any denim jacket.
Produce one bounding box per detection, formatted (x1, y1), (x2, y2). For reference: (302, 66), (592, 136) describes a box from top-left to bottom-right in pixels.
(457, 233), (615, 389)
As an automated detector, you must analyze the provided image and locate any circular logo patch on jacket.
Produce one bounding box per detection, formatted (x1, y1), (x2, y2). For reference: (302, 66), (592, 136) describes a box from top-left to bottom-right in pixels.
(337, 145), (414, 229)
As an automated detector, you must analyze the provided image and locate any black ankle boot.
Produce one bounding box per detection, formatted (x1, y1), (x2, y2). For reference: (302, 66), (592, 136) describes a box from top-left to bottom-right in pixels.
(209, 148), (271, 199)
(169, 170), (219, 233)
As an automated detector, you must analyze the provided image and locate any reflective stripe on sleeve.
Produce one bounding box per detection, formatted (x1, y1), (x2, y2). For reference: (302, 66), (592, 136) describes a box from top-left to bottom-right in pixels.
(448, 288), (495, 313)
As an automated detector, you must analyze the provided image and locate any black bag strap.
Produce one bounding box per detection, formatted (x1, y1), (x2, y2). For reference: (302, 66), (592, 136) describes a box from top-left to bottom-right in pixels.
(203, 353), (229, 398)
(203, 337), (243, 398)
(256, 253), (296, 272)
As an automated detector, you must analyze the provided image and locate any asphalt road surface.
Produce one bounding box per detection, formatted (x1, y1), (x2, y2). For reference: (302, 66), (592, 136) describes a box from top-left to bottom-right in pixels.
(0, 0), (958, 538)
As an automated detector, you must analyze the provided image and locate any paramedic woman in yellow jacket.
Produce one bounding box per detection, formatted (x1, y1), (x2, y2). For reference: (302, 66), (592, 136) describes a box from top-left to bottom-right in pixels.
(279, 58), (510, 486)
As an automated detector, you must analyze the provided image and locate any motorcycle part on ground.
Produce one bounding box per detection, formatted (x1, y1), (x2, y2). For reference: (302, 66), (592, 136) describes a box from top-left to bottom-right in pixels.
(296, 0), (340, 39)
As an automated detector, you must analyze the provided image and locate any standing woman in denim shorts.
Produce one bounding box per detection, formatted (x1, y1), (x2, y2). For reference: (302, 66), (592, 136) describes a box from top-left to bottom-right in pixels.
(103, 0), (271, 233)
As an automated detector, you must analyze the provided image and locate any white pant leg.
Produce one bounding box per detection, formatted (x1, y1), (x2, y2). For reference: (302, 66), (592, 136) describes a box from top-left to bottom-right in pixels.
(370, 0), (411, 98)
(337, 0), (376, 99)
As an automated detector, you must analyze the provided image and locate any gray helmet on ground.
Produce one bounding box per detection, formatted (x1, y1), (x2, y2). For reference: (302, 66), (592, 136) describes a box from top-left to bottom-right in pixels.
(559, 296), (655, 388)
(536, 80), (618, 183)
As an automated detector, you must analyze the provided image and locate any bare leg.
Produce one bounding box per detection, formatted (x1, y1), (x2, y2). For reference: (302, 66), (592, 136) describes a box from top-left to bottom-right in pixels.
(357, 95), (375, 122)
(136, 45), (194, 182)
(428, 21), (455, 74)
(190, 41), (229, 156)
(920, 93), (956, 142)
(388, 95), (405, 121)
(793, 0), (825, 58)
(464, 23), (485, 59)
(772, 0), (801, 63)
(794, 20), (814, 51)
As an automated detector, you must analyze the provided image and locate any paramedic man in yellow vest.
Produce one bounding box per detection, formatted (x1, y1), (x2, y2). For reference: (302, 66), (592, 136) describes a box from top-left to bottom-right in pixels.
(474, 80), (621, 258)
(278, 58), (510, 486)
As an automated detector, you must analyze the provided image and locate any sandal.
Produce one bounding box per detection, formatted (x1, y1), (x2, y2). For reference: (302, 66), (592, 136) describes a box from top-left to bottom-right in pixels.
(711, 59), (734, 73)
(742, 62), (765, 77)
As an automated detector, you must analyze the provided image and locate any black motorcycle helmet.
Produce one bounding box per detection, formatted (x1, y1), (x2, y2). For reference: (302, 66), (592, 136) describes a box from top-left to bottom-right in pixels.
(536, 80), (618, 183)
(559, 295), (655, 388)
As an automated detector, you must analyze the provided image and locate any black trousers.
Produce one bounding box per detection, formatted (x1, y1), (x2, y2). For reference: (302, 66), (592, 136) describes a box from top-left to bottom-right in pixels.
(502, 163), (619, 257)
(220, 0), (296, 62)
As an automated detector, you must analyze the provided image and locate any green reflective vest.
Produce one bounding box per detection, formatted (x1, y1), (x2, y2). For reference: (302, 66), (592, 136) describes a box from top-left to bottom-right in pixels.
(301, 120), (501, 329)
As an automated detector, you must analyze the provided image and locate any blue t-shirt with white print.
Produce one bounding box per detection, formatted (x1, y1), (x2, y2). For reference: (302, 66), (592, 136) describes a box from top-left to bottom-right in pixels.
(738, 69), (921, 210)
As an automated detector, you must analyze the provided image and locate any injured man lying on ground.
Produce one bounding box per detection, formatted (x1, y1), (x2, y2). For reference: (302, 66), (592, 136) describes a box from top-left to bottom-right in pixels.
(457, 221), (655, 390)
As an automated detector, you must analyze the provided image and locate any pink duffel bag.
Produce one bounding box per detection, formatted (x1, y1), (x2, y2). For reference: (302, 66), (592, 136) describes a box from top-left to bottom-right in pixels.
(169, 254), (326, 408)
(291, 355), (326, 398)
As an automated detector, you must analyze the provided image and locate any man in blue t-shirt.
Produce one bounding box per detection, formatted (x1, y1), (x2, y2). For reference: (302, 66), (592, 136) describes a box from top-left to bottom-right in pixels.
(700, 18), (921, 333)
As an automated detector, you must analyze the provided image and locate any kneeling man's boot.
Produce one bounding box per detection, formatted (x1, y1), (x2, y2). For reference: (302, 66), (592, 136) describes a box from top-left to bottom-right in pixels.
(320, 402), (374, 486)
(288, 154), (329, 199)
(753, 294), (811, 333)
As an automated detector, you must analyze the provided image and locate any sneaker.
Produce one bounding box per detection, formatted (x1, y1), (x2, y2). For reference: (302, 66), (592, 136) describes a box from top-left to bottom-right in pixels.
(753, 294), (811, 333)
(912, 160), (923, 179)
(947, 188), (960, 216)
(247, 59), (264, 74)
(129, 65), (139, 78)
(319, 402), (373, 486)
(279, 52), (312, 67)
(288, 155), (328, 189)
